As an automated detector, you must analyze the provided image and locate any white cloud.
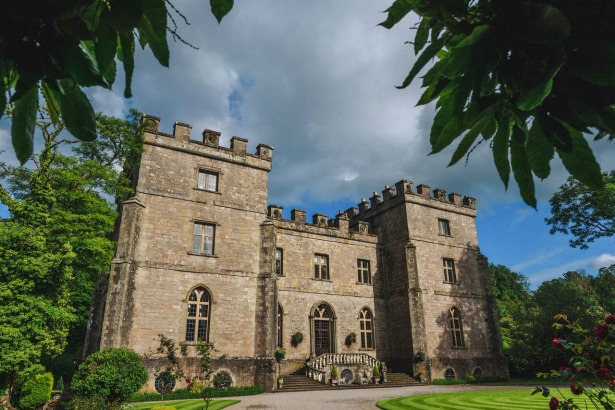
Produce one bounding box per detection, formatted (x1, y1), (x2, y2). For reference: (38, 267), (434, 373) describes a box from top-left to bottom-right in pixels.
(511, 247), (567, 272)
(89, 88), (127, 118)
(592, 253), (615, 269)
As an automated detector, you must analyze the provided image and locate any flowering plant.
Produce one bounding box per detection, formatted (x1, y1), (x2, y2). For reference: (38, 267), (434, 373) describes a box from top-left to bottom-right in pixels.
(533, 313), (615, 409)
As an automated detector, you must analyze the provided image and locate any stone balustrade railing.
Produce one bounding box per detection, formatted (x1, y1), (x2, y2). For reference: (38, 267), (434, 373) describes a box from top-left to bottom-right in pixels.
(305, 353), (385, 384)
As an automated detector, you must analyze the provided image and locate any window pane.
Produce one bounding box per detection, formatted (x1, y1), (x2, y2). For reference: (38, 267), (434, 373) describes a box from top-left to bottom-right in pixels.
(194, 224), (203, 234)
(188, 304), (197, 317)
(204, 237), (213, 255)
(198, 172), (206, 189)
(193, 235), (202, 253)
(200, 292), (209, 302)
(197, 320), (207, 340)
(199, 305), (209, 318)
(314, 265), (319, 278)
(189, 291), (197, 302)
(206, 174), (217, 191)
(186, 319), (195, 341)
(205, 225), (214, 235)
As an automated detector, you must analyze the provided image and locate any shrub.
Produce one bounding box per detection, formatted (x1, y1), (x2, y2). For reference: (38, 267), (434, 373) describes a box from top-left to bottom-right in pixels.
(18, 372), (54, 410)
(65, 395), (106, 410)
(56, 376), (64, 391)
(373, 365), (380, 377)
(72, 348), (148, 406)
(331, 365), (338, 379)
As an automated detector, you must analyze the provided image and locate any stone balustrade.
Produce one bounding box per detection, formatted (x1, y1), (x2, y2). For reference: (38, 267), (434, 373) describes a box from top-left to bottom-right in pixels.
(305, 353), (385, 385)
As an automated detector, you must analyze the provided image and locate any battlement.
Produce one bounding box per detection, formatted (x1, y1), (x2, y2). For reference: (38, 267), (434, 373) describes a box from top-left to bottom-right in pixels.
(141, 114), (274, 169)
(347, 180), (476, 220)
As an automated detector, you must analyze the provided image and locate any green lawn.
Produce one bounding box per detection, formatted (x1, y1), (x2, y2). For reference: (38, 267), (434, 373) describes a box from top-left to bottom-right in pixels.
(129, 399), (239, 410)
(377, 389), (592, 409)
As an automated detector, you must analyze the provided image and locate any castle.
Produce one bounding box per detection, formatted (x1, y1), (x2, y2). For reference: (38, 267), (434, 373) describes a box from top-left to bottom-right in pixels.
(93, 115), (508, 391)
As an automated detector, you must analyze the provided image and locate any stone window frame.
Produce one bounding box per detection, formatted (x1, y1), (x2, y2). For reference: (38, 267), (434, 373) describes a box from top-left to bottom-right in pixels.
(449, 306), (466, 348)
(195, 166), (223, 194)
(277, 303), (284, 348)
(442, 258), (457, 284)
(182, 285), (212, 344)
(358, 306), (375, 350)
(472, 366), (484, 378)
(314, 253), (330, 280)
(438, 218), (451, 236)
(189, 220), (219, 257)
(444, 367), (456, 379)
(275, 248), (284, 276)
(357, 259), (371, 285)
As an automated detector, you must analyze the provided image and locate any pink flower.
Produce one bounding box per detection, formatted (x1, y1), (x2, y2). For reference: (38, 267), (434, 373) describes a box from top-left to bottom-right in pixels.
(594, 324), (609, 341)
(570, 383), (583, 395)
(595, 367), (610, 380)
(552, 338), (564, 351)
(549, 396), (559, 410)
(606, 314), (615, 325)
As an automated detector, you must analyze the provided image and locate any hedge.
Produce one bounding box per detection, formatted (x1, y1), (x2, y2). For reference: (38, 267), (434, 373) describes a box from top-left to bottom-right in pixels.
(18, 372), (54, 410)
(432, 376), (508, 385)
(126, 386), (265, 402)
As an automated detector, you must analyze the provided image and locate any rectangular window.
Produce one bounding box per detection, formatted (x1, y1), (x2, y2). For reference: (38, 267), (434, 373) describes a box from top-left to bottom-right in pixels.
(438, 219), (451, 236)
(314, 254), (329, 280)
(197, 170), (218, 192)
(443, 258), (457, 283)
(357, 259), (371, 284)
(275, 248), (283, 275)
(193, 223), (215, 255)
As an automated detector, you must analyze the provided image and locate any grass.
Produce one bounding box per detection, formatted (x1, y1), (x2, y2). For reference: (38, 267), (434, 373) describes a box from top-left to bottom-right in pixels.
(376, 389), (594, 409)
(129, 399), (240, 410)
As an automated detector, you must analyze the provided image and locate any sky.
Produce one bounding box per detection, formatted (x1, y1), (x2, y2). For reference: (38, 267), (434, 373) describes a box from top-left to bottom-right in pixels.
(1, 0), (614, 287)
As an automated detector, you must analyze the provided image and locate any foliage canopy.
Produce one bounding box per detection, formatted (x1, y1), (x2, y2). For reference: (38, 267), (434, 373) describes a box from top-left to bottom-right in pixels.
(380, 0), (615, 206)
(546, 170), (615, 249)
(0, 0), (232, 164)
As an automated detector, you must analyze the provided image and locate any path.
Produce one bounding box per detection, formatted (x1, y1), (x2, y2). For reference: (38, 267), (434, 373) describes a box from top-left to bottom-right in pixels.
(223, 385), (529, 409)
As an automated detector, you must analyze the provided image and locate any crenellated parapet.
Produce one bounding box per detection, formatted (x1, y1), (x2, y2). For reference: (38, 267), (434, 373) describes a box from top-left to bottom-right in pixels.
(344, 179), (477, 222)
(266, 205), (376, 241)
(141, 114), (273, 171)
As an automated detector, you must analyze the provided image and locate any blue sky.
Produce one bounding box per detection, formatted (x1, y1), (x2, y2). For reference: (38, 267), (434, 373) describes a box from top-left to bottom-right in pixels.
(1, 1), (614, 288)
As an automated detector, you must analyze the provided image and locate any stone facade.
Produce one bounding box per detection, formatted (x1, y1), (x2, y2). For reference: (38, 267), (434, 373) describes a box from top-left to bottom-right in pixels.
(94, 115), (508, 392)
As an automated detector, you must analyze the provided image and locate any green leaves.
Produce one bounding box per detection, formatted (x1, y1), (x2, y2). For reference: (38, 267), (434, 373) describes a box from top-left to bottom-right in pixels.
(379, 0), (418, 29)
(380, 0), (613, 206)
(210, 0), (234, 24)
(11, 86), (39, 165)
(139, 0), (169, 67)
(54, 80), (97, 142)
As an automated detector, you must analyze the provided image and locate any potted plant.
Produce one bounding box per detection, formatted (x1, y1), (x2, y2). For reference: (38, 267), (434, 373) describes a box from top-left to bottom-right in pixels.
(291, 332), (304, 347)
(274, 348), (286, 388)
(372, 364), (380, 384)
(345, 332), (357, 347)
(330, 364), (338, 385)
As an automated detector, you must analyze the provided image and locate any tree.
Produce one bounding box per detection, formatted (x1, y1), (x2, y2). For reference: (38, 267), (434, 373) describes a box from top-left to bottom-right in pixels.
(546, 171), (615, 249)
(1, 0), (232, 164)
(0, 108), (143, 399)
(71, 348), (148, 407)
(489, 264), (538, 376)
(379, 0), (614, 206)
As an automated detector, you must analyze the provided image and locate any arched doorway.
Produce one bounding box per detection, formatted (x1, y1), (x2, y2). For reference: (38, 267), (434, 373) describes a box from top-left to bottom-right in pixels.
(310, 303), (336, 356)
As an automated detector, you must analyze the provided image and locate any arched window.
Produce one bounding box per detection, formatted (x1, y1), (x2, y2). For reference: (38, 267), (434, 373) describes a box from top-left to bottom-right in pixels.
(277, 303), (283, 348)
(445, 368), (456, 379)
(473, 367), (483, 379)
(359, 307), (375, 349)
(449, 306), (465, 348)
(186, 287), (211, 342)
(311, 303), (336, 356)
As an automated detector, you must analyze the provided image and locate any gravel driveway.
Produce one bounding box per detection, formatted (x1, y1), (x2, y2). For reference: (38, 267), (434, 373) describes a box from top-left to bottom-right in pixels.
(223, 385), (529, 410)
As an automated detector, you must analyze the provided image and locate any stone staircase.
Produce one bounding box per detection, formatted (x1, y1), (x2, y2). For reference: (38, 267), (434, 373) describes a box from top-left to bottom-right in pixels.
(278, 369), (421, 392)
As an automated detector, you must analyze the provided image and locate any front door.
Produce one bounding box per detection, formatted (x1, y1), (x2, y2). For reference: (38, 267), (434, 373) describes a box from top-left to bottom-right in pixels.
(314, 319), (331, 356)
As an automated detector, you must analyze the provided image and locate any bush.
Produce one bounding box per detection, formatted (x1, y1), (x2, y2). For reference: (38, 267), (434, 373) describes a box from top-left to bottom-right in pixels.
(126, 386), (265, 402)
(64, 395), (106, 410)
(331, 365), (338, 379)
(71, 348), (148, 405)
(18, 372), (54, 410)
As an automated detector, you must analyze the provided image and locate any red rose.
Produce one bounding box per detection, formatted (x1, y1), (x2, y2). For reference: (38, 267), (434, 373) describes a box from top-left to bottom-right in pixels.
(594, 324), (609, 341)
(606, 314), (615, 325)
(608, 379), (615, 389)
(570, 383), (583, 395)
(549, 396), (559, 410)
(552, 338), (564, 351)
(595, 367), (610, 380)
